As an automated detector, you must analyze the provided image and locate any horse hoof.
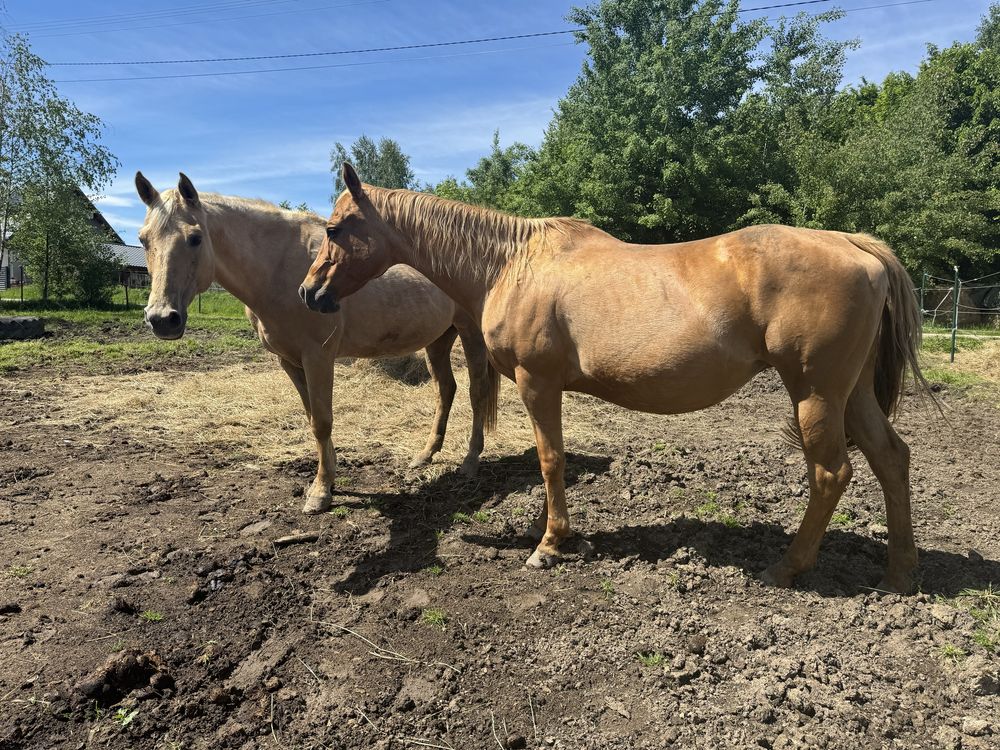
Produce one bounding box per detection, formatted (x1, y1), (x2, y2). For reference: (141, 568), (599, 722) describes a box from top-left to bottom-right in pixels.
(458, 457), (479, 478)
(408, 454), (432, 469)
(761, 562), (795, 588)
(526, 548), (560, 569)
(301, 494), (332, 515)
(877, 574), (915, 595)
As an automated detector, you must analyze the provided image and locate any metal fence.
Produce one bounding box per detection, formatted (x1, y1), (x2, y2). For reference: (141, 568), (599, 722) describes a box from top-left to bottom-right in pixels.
(918, 268), (1000, 362)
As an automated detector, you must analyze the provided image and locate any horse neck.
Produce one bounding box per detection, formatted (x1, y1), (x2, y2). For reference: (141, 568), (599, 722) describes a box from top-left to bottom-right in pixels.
(374, 190), (543, 319)
(203, 197), (319, 312)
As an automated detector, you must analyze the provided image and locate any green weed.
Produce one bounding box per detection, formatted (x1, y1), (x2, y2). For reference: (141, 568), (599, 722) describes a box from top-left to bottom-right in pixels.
(637, 651), (666, 668)
(420, 608), (447, 629)
(139, 610), (164, 623)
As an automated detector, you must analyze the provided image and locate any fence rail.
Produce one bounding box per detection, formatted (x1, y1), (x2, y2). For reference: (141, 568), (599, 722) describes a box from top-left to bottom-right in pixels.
(917, 267), (1000, 362)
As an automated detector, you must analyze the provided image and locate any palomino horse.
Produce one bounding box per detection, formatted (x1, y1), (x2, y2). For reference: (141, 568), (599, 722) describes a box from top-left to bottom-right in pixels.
(134, 172), (499, 514)
(299, 163), (932, 593)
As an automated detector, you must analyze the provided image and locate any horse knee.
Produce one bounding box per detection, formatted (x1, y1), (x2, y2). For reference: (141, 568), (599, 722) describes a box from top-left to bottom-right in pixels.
(812, 455), (852, 497)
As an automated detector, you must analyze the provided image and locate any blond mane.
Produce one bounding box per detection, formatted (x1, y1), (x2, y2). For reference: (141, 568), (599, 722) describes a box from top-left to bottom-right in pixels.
(150, 188), (324, 233)
(364, 186), (591, 284)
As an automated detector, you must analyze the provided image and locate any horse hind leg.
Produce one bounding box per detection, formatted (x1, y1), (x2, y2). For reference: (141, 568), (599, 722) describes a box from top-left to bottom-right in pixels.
(845, 380), (917, 593)
(764, 392), (853, 587)
(409, 327), (459, 469)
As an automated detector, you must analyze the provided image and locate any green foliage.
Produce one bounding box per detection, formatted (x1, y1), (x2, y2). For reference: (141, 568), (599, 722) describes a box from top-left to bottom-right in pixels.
(331, 135), (415, 196)
(428, 0), (999, 278)
(0, 35), (118, 297)
(430, 130), (534, 211)
(14, 183), (121, 304)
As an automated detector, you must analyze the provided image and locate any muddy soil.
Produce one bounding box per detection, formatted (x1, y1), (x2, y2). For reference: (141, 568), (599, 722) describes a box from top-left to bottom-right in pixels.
(1, 355), (998, 750)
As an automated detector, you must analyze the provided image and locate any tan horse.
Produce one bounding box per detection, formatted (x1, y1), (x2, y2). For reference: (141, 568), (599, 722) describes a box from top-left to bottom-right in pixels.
(299, 163), (933, 593)
(134, 172), (498, 514)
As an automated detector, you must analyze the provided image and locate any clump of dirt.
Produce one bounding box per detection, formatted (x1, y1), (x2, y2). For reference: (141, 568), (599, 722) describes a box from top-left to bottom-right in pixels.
(67, 650), (173, 710)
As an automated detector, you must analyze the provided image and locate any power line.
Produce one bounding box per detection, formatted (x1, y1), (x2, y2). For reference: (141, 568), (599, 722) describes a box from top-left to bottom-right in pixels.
(51, 0), (942, 83)
(53, 42), (576, 84)
(49, 30), (582, 67)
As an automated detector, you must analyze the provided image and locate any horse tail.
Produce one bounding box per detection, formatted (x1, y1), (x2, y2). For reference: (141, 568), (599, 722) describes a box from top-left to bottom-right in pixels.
(843, 233), (935, 417)
(484, 359), (501, 434)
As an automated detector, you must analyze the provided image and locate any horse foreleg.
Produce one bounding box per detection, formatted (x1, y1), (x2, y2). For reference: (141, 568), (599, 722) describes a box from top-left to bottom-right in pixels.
(517, 369), (569, 568)
(764, 394), (852, 587)
(846, 386), (917, 593)
(300, 355), (336, 515)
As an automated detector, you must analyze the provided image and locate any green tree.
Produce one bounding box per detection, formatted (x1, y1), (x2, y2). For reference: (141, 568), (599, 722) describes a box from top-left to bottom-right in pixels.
(0, 34), (118, 296)
(330, 135), (415, 198)
(429, 131), (534, 209)
(513, 1), (852, 242)
(14, 182), (120, 304)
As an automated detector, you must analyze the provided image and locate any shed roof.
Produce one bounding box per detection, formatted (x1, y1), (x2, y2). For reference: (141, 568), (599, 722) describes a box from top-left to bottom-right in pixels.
(105, 243), (146, 269)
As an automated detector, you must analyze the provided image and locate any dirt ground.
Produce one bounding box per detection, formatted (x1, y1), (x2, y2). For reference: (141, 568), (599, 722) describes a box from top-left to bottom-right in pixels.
(1, 338), (999, 750)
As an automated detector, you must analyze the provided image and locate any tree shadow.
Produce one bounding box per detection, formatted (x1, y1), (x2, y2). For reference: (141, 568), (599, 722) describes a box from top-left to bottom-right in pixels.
(327, 449), (610, 595)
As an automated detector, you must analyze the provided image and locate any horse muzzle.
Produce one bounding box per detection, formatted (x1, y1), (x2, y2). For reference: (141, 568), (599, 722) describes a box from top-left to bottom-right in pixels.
(145, 306), (187, 339)
(299, 283), (340, 314)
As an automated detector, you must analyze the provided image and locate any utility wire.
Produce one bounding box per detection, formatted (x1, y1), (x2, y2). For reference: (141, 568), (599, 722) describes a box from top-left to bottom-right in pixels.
(54, 42), (577, 83)
(49, 30), (582, 66)
(51, 0), (942, 83)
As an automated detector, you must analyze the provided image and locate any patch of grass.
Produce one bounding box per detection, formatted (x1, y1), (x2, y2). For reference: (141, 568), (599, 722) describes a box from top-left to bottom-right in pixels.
(334, 476), (354, 488)
(637, 651), (666, 668)
(511, 506), (526, 517)
(471, 510), (491, 524)
(112, 707), (139, 728)
(921, 336), (985, 354)
(4, 565), (33, 578)
(599, 578), (615, 599)
(922, 367), (985, 389)
(450, 512), (472, 524)
(694, 500), (721, 518)
(831, 510), (855, 526)
(939, 643), (966, 663)
(108, 638), (126, 653)
(329, 506), (350, 518)
(139, 610), (164, 623)
(652, 440), (668, 452)
(426, 564), (444, 577)
(955, 586), (1000, 653)
(719, 514), (741, 529)
(420, 608), (447, 629)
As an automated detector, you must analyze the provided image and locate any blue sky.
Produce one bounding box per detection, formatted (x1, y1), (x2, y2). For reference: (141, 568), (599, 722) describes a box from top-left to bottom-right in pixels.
(2, 0), (994, 244)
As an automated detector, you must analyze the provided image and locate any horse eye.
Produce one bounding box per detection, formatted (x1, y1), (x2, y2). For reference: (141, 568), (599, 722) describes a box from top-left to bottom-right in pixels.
(189, 234), (202, 247)
(326, 226), (339, 241)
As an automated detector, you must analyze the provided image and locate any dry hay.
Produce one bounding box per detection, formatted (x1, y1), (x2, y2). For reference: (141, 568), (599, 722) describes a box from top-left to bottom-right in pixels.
(350, 353), (430, 386)
(41, 358), (667, 470)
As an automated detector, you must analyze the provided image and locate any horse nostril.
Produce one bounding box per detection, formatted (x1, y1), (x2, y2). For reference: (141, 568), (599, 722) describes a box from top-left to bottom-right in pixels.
(298, 285), (307, 302)
(167, 311), (182, 328)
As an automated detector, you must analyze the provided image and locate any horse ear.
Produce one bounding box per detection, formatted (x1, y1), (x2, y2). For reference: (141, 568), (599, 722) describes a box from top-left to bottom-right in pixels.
(177, 172), (200, 205)
(342, 162), (364, 200)
(135, 171), (159, 207)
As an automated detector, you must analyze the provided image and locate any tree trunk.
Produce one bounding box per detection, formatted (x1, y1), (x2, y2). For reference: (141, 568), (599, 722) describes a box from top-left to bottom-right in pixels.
(42, 231), (49, 302)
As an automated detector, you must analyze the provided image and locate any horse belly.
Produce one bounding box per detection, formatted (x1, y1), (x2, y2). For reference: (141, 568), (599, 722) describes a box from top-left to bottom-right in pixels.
(338, 266), (454, 358)
(570, 342), (764, 414)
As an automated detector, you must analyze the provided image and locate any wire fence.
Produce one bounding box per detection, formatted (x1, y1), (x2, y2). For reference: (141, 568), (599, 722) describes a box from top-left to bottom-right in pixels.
(917, 267), (1000, 363)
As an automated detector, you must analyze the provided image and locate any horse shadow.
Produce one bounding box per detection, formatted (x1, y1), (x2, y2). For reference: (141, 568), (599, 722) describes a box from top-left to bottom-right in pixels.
(579, 518), (1000, 598)
(328, 449), (611, 595)
(325, 452), (998, 599)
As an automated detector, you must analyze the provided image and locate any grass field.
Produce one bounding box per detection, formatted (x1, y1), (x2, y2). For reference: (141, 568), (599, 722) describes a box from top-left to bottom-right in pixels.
(0, 287), (256, 374)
